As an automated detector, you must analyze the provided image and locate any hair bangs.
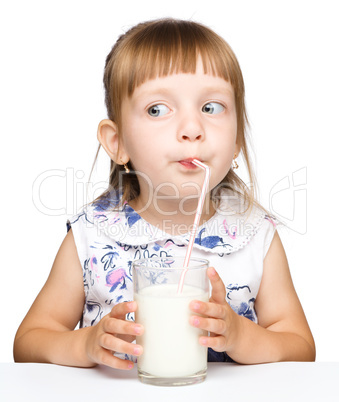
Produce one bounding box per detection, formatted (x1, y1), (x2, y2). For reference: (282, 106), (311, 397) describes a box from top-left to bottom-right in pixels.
(106, 19), (244, 126)
(121, 19), (237, 98)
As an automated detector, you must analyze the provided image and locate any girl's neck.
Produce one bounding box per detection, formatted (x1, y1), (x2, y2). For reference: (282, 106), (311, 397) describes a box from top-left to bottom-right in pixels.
(129, 193), (215, 237)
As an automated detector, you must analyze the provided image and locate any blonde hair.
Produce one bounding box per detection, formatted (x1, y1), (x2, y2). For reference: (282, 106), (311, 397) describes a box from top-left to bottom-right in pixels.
(95, 18), (257, 209)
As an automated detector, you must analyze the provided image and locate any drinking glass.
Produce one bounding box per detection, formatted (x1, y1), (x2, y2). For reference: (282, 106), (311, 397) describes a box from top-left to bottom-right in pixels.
(133, 257), (209, 386)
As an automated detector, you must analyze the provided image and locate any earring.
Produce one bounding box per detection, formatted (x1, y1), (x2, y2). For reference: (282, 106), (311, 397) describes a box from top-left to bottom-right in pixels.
(120, 159), (130, 173)
(232, 154), (239, 170)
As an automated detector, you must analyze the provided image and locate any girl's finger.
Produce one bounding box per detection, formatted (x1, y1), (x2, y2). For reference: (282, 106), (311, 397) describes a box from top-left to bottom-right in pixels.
(99, 332), (143, 357)
(190, 315), (227, 335)
(110, 301), (137, 319)
(189, 299), (229, 319)
(97, 348), (136, 370)
(207, 267), (227, 305)
(199, 335), (227, 352)
(103, 316), (143, 337)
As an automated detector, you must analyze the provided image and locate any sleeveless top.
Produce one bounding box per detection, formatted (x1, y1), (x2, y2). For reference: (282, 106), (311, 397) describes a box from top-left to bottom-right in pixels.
(67, 189), (276, 362)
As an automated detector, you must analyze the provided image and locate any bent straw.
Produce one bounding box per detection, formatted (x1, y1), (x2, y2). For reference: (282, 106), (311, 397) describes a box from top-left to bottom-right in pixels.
(177, 159), (211, 293)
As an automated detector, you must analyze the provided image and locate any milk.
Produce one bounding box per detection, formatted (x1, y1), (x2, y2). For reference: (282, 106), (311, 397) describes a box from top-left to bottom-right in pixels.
(135, 283), (209, 377)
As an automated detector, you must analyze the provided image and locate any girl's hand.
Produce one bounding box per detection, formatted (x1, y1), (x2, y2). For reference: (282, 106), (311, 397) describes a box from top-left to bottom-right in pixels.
(189, 267), (241, 354)
(85, 301), (144, 370)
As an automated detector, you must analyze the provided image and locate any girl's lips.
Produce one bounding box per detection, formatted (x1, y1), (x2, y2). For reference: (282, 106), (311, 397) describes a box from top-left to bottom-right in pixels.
(178, 158), (201, 169)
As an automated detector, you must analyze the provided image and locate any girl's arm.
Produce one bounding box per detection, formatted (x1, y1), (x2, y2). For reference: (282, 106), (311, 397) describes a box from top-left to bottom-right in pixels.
(189, 231), (316, 364)
(13, 229), (143, 369)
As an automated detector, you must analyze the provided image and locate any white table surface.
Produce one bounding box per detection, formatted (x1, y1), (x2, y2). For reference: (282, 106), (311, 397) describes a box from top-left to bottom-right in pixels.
(1, 362), (338, 402)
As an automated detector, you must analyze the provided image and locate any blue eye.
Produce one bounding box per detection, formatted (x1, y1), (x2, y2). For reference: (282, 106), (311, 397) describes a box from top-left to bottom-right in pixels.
(202, 102), (225, 114)
(148, 104), (170, 117)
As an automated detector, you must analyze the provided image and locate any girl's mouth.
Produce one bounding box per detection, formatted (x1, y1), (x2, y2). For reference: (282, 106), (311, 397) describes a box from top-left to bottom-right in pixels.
(178, 158), (201, 169)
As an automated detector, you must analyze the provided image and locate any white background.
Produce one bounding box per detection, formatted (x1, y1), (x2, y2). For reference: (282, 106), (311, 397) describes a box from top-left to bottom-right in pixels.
(1, 0), (338, 362)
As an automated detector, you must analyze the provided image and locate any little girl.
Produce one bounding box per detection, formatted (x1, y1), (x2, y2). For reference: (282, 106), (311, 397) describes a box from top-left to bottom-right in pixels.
(14, 18), (315, 369)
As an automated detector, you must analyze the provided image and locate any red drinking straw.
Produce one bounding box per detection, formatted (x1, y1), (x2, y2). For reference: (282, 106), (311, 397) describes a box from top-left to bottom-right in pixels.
(177, 159), (211, 293)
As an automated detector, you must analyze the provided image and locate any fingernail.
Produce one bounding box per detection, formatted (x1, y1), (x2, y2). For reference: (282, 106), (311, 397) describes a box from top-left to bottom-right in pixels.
(193, 318), (200, 327)
(127, 363), (134, 369)
(192, 301), (201, 311)
(209, 267), (216, 276)
(133, 346), (142, 355)
(127, 301), (135, 310)
(134, 325), (142, 335)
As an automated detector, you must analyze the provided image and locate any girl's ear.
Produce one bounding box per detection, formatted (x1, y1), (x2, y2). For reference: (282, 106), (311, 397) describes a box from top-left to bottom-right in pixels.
(97, 119), (129, 163)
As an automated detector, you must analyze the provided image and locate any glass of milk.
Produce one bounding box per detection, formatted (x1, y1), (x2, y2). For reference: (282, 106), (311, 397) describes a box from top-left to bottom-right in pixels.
(133, 257), (210, 386)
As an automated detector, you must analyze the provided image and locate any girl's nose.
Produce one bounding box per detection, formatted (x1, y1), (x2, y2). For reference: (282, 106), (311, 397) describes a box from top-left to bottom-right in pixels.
(177, 112), (205, 142)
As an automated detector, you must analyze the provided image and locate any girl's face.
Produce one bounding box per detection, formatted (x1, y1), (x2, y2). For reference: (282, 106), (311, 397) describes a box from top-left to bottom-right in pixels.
(119, 58), (239, 210)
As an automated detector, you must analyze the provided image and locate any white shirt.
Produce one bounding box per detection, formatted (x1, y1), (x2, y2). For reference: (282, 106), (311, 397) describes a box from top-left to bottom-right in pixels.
(68, 189), (276, 335)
